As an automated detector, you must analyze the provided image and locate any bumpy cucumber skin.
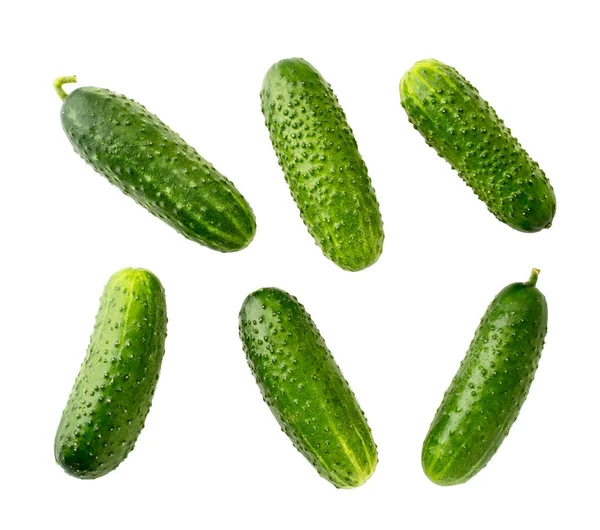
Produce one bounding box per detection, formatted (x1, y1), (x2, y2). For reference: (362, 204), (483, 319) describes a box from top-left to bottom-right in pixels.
(60, 86), (256, 251)
(261, 58), (384, 271)
(55, 268), (167, 479)
(422, 271), (547, 486)
(239, 288), (377, 488)
(400, 59), (556, 233)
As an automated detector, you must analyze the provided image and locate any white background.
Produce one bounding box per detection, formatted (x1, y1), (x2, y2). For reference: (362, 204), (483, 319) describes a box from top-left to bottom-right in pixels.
(1, 0), (597, 528)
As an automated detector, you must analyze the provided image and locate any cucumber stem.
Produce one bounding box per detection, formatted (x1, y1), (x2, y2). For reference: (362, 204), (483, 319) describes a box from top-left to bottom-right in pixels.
(53, 76), (77, 101)
(527, 268), (541, 287)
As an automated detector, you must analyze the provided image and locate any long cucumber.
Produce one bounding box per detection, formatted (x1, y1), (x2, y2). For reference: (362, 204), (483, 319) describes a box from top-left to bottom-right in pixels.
(55, 76), (256, 251)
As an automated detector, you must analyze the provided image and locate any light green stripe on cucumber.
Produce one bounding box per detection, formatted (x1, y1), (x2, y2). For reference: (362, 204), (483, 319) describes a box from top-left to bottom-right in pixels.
(239, 287), (377, 488)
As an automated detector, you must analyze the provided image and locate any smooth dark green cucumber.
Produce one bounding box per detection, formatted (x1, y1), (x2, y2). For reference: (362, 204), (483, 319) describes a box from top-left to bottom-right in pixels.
(400, 59), (556, 232)
(422, 269), (548, 486)
(261, 58), (384, 271)
(55, 268), (167, 479)
(54, 76), (256, 252)
(239, 287), (377, 488)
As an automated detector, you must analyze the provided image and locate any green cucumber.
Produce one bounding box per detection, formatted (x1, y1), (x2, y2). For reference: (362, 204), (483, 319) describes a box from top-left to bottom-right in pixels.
(54, 76), (256, 252)
(55, 268), (167, 479)
(239, 287), (377, 488)
(261, 58), (384, 271)
(422, 269), (548, 486)
(400, 59), (556, 232)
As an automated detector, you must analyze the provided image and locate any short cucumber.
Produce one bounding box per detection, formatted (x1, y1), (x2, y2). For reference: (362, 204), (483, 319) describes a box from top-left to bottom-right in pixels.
(261, 58), (384, 271)
(400, 59), (556, 232)
(239, 287), (377, 488)
(422, 269), (548, 485)
(54, 76), (256, 252)
(55, 268), (167, 479)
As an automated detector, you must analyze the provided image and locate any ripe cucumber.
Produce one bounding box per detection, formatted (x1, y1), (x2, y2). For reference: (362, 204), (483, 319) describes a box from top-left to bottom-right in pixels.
(55, 268), (167, 479)
(422, 269), (548, 486)
(239, 287), (377, 488)
(261, 58), (384, 271)
(54, 76), (256, 252)
(400, 59), (556, 232)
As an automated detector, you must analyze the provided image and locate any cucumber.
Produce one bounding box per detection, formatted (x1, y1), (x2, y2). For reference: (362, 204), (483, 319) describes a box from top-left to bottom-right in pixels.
(54, 76), (256, 252)
(422, 269), (548, 486)
(261, 58), (384, 271)
(55, 268), (167, 479)
(239, 287), (377, 488)
(400, 59), (556, 232)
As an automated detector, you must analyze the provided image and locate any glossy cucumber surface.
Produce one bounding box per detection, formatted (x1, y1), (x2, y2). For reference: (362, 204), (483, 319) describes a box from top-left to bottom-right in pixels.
(55, 268), (167, 479)
(400, 60), (556, 232)
(422, 269), (548, 485)
(55, 76), (256, 252)
(239, 287), (377, 487)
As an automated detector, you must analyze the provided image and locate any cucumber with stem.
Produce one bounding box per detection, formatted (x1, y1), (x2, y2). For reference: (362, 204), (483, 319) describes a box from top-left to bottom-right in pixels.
(54, 76), (256, 251)
(422, 269), (548, 485)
